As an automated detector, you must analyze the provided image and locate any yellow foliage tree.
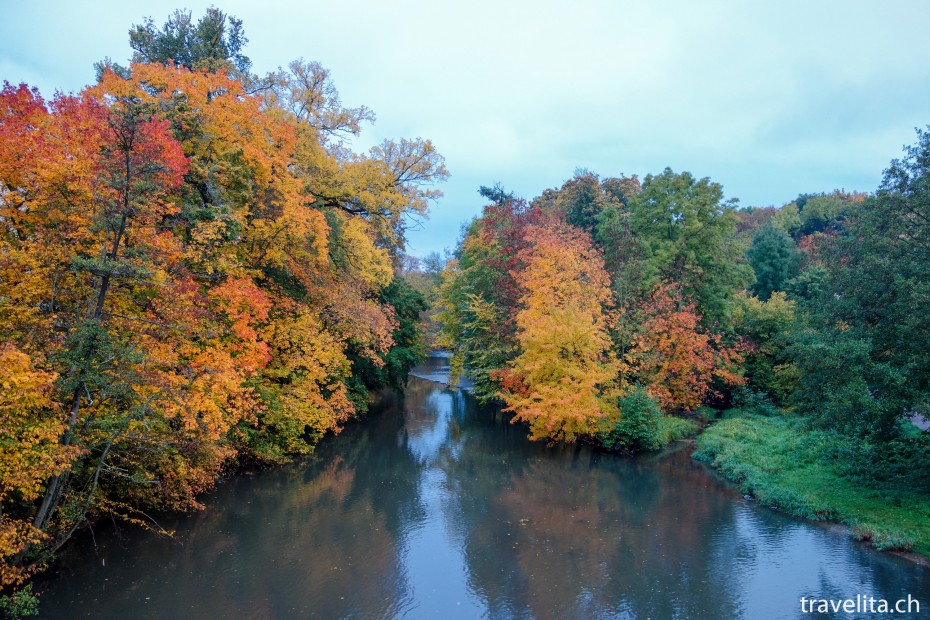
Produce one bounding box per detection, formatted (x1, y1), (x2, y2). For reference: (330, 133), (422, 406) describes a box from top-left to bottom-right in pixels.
(497, 223), (619, 442)
(0, 346), (75, 586)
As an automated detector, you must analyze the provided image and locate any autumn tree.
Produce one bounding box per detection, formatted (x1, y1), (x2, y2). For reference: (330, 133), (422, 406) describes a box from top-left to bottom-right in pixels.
(0, 82), (215, 568)
(496, 222), (619, 442)
(437, 197), (546, 402)
(92, 59), (429, 422)
(0, 346), (73, 587)
(268, 59), (449, 253)
(0, 8), (448, 587)
(630, 283), (744, 412)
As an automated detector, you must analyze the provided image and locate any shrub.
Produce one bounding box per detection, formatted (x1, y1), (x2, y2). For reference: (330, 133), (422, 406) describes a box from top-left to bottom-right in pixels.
(0, 585), (39, 619)
(597, 387), (662, 452)
(732, 386), (777, 416)
(836, 427), (930, 494)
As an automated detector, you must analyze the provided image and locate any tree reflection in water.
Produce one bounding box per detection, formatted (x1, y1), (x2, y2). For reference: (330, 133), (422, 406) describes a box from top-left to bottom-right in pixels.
(37, 356), (930, 619)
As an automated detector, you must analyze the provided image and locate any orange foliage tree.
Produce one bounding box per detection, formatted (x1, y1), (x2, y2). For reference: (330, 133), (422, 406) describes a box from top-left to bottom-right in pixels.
(630, 283), (744, 412)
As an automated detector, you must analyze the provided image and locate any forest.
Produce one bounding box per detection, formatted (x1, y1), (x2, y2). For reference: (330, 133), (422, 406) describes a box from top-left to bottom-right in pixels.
(1, 6), (929, 616)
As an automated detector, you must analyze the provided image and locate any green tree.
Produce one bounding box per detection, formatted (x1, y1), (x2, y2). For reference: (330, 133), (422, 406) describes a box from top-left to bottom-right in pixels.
(547, 170), (640, 235)
(478, 182), (514, 205)
(628, 168), (752, 324)
(770, 202), (802, 237)
(128, 7), (251, 74)
(823, 128), (930, 435)
(597, 387), (663, 452)
(553, 169), (610, 232)
(437, 221), (518, 402)
(731, 292), (799, 404)
(747, 224), (799, 300)
(596, 202), (647, 302)
(797, 192), (863, 236)
(789, 326), (905, 438)
(350, 278), (429, 393)
(784, 129), (930, 442)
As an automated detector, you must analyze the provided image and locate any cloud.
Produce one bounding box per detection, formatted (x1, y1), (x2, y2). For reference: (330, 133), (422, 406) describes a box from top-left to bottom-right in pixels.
(3, 0), (929, 256)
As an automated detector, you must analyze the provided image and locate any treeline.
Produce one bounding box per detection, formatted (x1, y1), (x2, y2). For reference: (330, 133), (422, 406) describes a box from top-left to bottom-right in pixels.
(0, 8), (444, 594)
(438, 137), (930, 480)
(438, 172), (745, 446)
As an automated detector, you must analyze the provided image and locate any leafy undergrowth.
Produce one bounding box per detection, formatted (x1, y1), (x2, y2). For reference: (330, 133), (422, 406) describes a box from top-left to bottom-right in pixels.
(694, 411), (930, 556)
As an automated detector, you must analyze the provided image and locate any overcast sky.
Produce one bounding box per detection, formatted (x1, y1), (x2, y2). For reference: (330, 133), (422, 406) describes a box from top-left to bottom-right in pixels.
(2, 0), (929, 256)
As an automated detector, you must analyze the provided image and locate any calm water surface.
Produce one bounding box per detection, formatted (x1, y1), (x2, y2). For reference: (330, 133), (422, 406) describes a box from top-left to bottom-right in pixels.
(38, 356), (930, 619)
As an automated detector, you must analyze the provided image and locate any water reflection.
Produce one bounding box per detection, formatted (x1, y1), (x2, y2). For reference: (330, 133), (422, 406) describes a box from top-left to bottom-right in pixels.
(38, 356), (930, 619)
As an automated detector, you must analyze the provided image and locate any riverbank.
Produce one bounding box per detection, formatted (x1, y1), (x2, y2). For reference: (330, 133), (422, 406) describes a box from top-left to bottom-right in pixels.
(658, 415), (699, 444)
(693, 410), (930, 558)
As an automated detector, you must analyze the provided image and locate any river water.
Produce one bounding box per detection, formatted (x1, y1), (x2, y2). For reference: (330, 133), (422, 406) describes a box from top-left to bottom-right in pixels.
(37, 355), (929, 619)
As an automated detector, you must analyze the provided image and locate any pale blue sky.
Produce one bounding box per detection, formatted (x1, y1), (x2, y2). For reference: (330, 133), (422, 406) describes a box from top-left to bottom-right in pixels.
(2, 0), (929, 256)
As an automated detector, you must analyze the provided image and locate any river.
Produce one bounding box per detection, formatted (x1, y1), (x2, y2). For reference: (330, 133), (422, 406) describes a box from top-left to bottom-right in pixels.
(37, 355), (930, 619)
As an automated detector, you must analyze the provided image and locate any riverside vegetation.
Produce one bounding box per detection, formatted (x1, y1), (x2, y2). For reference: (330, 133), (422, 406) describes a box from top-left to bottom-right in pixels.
(437, 150), (930, 555)
(1, 6), (929, 616)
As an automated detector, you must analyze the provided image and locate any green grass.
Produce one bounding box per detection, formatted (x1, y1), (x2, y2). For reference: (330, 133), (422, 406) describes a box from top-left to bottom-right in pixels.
(694, 412), (930, 556)
(658, 415), (699, 444)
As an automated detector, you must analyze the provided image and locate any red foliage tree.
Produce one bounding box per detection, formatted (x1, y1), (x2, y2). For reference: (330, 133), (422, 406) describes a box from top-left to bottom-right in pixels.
(631, 282), (744, 412)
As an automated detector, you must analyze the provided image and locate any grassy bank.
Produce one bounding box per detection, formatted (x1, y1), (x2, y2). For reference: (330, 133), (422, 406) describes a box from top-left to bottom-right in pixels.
(658, 415), (700, 444)
(693, 411), (930, 556)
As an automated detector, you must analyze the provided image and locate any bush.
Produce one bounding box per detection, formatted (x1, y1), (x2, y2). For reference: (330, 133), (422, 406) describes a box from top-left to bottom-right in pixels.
(835, 426), (930, 494)
(732, 386), (777, 416)
(0, 584), (39, 619)
(597, 387), (662, 452)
